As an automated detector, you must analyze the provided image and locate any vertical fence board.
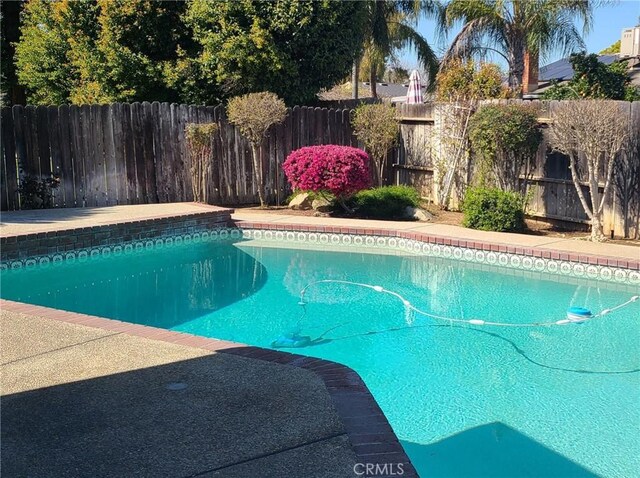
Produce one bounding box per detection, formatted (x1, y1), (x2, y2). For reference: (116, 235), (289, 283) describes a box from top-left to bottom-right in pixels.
(57, 105), (75, 207)
(83, 104), (99, 206)
(47, 106), (63, 206)
(290, 106), (299, 152)
(183, 105), (198, 202)
(142, 101), (158, 203)
(69, 106), (85, 206)
(102, 104), (117, 205)
(81, 105), (95, 206)
(234, 123), (247, 203)
(266, 129), (275, 203)
(151, 102), (166, 203)
(0, 110), (8, 210)
(23, 106), (39, 177)
(130, 103), (148, 203)
(2, 108), (18, 209)
(94, 104), (109, 206)
(207, 105), (221, 204)
(275, 109), (289, 205)
(120, 103), (138, 203)
(11, 106), (26, 192)
(219, 115), (232, 203)
(158, 103), (174, 202)
(36, 105), (51, 181)
(111, 103), (126, 204)
(178, 104), (191, 201)
(170, 104), (182, 201)
(298, 107), (307, 147)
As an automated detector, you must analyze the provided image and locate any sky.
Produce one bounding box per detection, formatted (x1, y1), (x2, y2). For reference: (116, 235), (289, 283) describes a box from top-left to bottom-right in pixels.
(398, 0), (640, 71)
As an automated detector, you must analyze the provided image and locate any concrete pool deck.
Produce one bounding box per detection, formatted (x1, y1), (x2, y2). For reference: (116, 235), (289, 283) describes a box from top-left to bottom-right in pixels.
(1, 306), (412, 477)
(0, 202), (226, 236)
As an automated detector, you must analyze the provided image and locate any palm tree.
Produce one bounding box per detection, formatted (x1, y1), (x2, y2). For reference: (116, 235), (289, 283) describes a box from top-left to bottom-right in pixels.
(440, 0), (594, 94)
(354, 0), (439, 99)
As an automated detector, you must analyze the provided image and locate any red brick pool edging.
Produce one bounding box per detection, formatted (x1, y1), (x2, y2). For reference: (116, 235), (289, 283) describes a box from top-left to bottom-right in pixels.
(233, 220), (640, 270)
(0, 299), (418, 477)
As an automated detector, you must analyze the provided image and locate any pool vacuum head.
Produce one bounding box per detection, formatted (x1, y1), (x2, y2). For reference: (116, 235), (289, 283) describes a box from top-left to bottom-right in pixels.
(271, 334), (312, 348)
(566, 306), (593, 323)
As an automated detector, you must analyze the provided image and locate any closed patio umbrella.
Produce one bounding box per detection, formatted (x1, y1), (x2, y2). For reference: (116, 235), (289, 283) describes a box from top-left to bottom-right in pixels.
(406, 70), (423, 104)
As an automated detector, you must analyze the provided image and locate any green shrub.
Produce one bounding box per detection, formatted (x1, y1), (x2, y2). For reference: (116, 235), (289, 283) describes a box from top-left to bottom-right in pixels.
(354, 186), (419, 219)
(462, 187), (525, 232)
(468, 104), (542, 194)
(18, 174), (60, 209)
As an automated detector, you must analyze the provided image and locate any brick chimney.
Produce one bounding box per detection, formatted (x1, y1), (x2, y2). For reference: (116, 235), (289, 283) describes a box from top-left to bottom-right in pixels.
(522, 50), (539, 94)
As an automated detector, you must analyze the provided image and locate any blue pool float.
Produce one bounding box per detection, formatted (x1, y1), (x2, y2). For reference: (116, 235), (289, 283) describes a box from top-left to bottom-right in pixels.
(566, 306), (592, 323)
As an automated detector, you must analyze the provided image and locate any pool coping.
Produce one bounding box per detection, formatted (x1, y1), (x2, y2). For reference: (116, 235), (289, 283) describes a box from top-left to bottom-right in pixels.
(0, 298), (418, 477)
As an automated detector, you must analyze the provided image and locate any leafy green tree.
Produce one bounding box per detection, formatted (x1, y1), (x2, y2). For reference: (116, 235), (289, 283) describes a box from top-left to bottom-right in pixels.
(599, 40), (620, 55)
(357, 1), (438, 98)
(435, 59), (510, 100)
(15, 0), (93, 105)
(15, 0), (191, 104)
(542, 52), (640, 101)
(441, 0), (594, 93)
(184, 0), (366, 105)
(1, 0), (26, 106)
(92, 0), (192, 103)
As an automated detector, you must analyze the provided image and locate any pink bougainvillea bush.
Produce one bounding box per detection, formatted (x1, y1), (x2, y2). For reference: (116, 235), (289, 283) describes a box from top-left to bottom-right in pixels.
(283, 145), (371, 198)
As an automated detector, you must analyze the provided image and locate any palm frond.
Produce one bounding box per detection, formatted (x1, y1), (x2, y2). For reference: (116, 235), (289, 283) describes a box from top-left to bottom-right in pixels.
(371, 0), (391, 57)
(441, 16), (507, 67)
(392, 22), (439, 89)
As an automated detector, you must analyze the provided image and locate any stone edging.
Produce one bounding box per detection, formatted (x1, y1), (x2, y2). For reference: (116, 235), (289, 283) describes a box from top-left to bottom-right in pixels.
(0, 299), (418, 477)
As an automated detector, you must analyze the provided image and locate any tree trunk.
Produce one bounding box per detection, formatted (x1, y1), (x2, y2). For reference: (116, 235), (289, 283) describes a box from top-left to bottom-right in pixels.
(370, 64), (377, 98)
(591, 215), (606, 242)
(352, 59), (359, 100)
(509, 43), (525, 97)
(250, 143), (266, 207)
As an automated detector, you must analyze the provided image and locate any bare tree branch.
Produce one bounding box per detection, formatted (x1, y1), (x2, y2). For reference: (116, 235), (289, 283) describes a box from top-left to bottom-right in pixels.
(549, 100), (629, 241)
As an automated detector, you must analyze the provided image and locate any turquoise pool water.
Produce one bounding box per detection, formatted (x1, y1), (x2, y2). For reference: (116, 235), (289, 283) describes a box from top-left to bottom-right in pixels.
(2, 238), (639, 477)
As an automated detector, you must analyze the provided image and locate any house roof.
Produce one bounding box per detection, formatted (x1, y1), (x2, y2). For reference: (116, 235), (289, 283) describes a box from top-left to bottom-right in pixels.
(538, 54), (620, 82)
(528, 53), (640, 97)
(318, 82), (426, 103)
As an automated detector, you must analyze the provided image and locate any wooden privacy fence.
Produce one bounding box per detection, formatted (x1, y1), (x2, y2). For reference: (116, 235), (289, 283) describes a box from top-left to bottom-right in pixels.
(392, 100), (640, 239)
(0, 103), (357, 210)
(3, 99), (638, 237)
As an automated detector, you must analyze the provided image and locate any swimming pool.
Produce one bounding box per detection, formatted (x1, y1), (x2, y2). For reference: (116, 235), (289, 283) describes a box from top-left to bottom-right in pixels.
(2, 235), (638, 477)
